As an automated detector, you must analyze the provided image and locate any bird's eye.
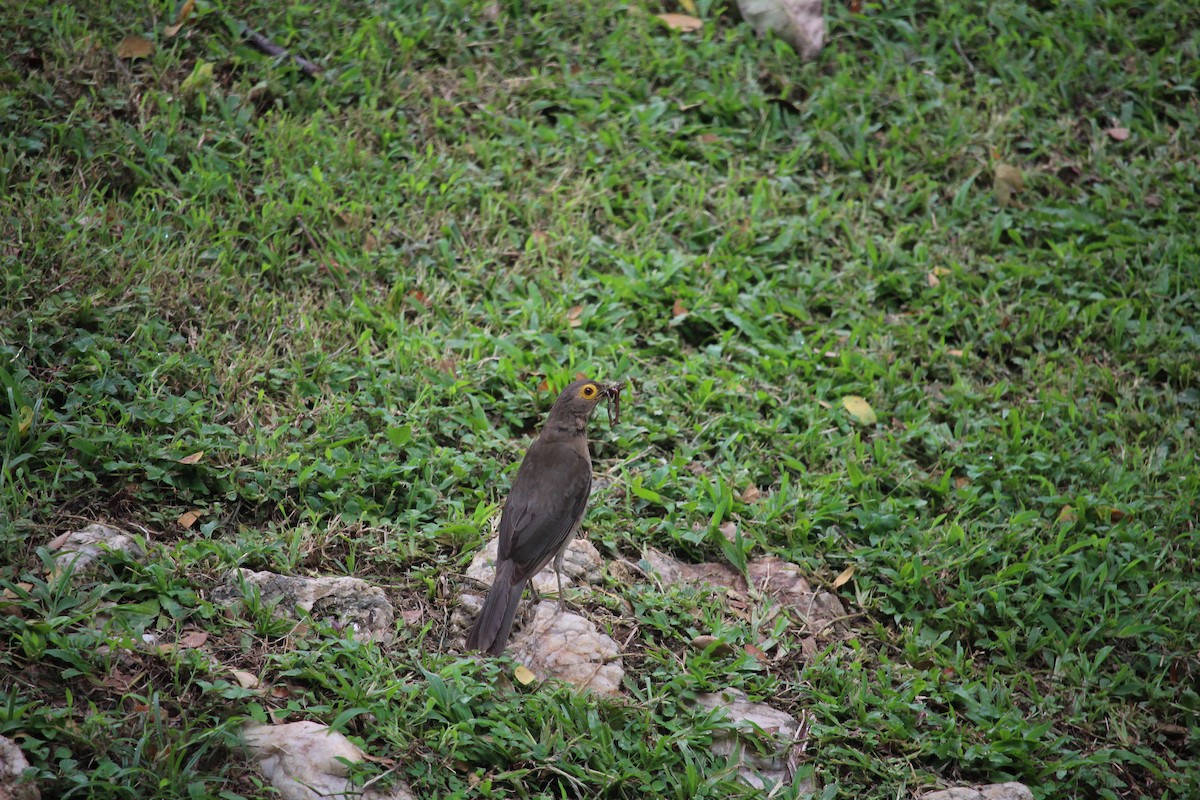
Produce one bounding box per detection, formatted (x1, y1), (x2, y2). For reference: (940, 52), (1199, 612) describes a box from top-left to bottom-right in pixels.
(581, 384), (596, 398)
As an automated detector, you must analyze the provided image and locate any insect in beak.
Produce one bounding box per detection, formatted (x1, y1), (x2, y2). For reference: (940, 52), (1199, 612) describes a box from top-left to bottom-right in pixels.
(601, 381), (624, 426)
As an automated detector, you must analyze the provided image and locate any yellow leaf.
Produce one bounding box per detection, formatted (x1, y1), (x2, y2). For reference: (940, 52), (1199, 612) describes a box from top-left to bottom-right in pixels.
(177, 510), (202, 529)
(116, 34), (154, 60)
(993, 163), (1023, 208)
(178, 450), (204, 465)
(841, 395), (877, 425)
(16, 406), (33, 436)
(179, 61), (214, 98)
(832, 564), (856, 589)
(513, 664), (537, 685)
(163, 0), (195, 37)
(655, 13), (703, 31)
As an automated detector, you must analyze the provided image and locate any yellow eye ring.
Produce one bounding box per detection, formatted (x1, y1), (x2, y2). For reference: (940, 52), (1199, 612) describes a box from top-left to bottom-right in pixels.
(581, 384), (597, 398)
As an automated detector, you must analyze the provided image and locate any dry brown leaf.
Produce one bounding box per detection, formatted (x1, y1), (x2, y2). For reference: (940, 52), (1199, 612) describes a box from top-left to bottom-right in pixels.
(116, 34), (154, 60)
(1057, 505), (1076, 522)
(841, 395), (877, 425)
(993, 163), (1024, 207)
(832, 564), (855, 589)
(179, 630), (209, 649)
(163, 0), (195, 37)
(947, 348), (964, 358)
(740, 484), (762, 503)
(400, 608), (422, 625)
(655, 12), (703, 31)
(177, 509), (202, 529)
(672, 298), (688, 318)
(718, 520), (738, 542)
(743, 643), (767, 661)
(926, 271), (940, 287)
(953, 476), (970, 489)
(1105, 127), (1130, 141)
(690, 634), (734, 655)
(567, 305), (584, 328)
(178, 451), (204, 465)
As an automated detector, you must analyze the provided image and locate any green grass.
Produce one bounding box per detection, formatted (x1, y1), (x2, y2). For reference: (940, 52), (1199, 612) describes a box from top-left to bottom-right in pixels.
(2, 0), (1199, 797)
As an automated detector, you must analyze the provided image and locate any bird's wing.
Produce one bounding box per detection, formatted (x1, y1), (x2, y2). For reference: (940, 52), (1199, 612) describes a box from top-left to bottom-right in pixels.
(496, 439), (591, 580)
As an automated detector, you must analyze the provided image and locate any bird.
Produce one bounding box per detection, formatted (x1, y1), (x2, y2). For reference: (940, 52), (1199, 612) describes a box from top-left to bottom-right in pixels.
(465, 377), (622, 656)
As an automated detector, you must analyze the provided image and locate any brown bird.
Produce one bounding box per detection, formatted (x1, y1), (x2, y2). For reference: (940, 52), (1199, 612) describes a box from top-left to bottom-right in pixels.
(465, 378), (622, 656)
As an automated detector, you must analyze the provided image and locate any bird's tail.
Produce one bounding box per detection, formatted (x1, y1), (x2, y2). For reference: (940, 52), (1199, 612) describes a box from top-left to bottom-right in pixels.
(465, 559), (526, 656)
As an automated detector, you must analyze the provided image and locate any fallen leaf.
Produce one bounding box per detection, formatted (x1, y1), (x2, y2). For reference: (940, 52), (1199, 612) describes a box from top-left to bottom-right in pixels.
(947, 348), (964, 358)
(740, 485), (762, 503)
(832, 564), (855, 589)
(179, 61), (214, 98)
(690, 634), (734, 655)
(672, 298), (688, 318)
(743, 643), (767, 661)
(400, 608), (422, 625)
(567, 305), (584, 328)
(655, 12), (703, 31)
(16, 406), (33, 436)
(513, 664), (537, 685)
(436, 358), (457, 376)
(993, 163), (1024, 208)
(1057, 505), (1076, 523)
(231, 670), (260, 689)
(163, 0), (195, 37)
(177, 509), (202, 529)
(1099, 506), (1129, 522)
(841, 395), (877, 425)
(1105, 127), (1130, 142)
(695, 133), (720, 145)
(178, 451), (204, 465)
(408, 289), (431, 307)
(953, 476), (970, 489)
(926, 272), (940, 287)
(116, 34), (154, 60)
(718, 520), (738, 542)
(179, 630), (209, 649)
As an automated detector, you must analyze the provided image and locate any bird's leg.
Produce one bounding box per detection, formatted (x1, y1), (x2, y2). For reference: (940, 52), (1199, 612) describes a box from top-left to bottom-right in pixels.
(553, 550), (578, 612)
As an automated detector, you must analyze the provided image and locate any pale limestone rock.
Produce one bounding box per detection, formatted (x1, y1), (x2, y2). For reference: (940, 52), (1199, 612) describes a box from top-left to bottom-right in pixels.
(243, 721), (413, 800)
(0, 735), (39, 800)
(640, 549), (847, 636)
(48, 524), (145, 579)
(924, 783), (1034, 800)
(736, 0), (825, 60)
(695, 687), (811, 791)
(510, 601), (624, 696)
(214, 570), (394, 643)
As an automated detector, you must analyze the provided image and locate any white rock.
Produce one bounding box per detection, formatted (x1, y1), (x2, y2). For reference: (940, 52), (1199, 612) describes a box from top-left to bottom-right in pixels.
(510, 601), (624, 696)
(0, 735), (39, 800)
(213, 570), (394, 643)
(924, 783), (1034, 800)
(695, 687), (809, 791)
(242, 721), (412, 800)
(47, 524), (145, 580)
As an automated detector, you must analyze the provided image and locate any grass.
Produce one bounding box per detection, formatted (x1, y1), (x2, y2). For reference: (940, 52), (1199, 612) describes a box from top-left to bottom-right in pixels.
(2, 0), (1198, 796)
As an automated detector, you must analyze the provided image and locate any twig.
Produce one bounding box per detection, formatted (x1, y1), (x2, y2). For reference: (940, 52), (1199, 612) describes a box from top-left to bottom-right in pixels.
(243, 26), (322, 77)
